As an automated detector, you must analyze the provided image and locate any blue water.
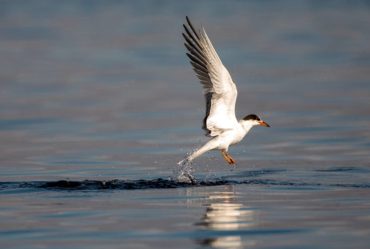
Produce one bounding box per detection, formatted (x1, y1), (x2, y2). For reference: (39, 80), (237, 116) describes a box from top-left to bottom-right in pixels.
(1, 1), (370, 248)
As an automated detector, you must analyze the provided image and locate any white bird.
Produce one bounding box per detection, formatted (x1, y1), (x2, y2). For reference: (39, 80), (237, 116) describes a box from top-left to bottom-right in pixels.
(179, 16), (270, 166)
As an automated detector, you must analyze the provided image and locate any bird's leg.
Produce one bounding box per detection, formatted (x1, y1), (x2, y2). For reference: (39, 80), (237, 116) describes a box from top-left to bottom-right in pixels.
(220, 149), (236, 165)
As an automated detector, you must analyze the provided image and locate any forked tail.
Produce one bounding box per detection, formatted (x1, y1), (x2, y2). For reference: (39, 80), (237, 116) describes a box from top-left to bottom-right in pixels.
(178, 139), (218, 165)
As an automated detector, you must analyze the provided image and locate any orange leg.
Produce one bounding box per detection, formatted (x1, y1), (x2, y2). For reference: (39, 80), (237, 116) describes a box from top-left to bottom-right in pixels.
(221, 149), (236, 165)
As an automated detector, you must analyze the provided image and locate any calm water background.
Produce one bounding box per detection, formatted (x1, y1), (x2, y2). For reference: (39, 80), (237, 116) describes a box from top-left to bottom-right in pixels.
(1, 1), (370, 248)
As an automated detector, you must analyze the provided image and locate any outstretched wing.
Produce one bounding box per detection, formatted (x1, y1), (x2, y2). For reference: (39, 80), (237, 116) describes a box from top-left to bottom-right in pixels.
(183, 16), (238, 137)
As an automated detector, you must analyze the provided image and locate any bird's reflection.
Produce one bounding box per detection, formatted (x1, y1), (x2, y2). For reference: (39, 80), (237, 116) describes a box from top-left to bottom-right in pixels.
(196, 186), (256, 249)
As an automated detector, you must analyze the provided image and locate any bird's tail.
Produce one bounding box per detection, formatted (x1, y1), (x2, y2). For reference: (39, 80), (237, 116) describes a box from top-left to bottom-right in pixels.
(177, 149), (200, 166)
(178, 139), (217, 165)
(177, 157), (191, 166)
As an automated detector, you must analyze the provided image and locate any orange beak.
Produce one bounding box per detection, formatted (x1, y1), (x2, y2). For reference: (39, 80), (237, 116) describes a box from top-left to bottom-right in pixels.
(259, 120), (270, 127)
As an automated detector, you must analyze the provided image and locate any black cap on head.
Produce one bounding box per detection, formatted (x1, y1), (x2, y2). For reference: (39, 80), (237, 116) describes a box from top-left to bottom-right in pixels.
(243, 114), (260, 121)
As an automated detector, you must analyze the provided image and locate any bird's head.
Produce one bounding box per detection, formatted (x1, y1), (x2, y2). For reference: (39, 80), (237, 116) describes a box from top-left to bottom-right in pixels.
(241, 114), (270, 128)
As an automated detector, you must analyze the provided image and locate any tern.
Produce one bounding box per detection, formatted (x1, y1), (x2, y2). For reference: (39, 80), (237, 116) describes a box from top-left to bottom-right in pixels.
(178, 17), (270, 166)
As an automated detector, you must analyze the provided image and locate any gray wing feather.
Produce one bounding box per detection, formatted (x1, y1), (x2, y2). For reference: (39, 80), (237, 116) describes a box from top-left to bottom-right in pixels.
(183, 16), (238, 137)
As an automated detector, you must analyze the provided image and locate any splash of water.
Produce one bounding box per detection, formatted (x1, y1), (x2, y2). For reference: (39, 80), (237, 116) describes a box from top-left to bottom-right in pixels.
(174, 157), (196, 184)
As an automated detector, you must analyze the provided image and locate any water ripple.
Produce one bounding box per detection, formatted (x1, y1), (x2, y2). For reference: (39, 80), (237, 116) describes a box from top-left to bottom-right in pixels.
(1, 178), (370, 192)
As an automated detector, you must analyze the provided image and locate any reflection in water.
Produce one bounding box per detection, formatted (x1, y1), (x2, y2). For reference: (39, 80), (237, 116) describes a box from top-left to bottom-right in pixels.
(196, 187), (257, 249)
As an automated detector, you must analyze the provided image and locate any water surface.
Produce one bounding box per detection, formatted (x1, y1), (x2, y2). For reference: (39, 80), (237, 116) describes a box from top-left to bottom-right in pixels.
(1, 1), (370, 248)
